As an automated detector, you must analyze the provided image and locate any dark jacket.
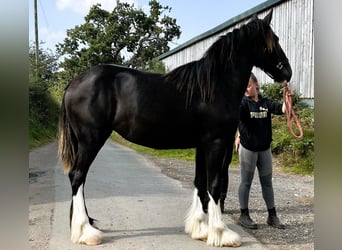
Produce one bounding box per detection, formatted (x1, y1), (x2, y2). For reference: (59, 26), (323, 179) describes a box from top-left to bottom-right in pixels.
(238, 95), (283, 151)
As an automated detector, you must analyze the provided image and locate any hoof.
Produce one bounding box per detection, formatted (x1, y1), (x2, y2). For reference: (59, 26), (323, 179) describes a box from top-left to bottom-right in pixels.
(80, 224), (103, 245)
(207, 228), (241, 247)
(71, 223), (103, 245)
(207, 193), (241, 247)
(221, 229), (241, 247)
(185, 188), (209, 241)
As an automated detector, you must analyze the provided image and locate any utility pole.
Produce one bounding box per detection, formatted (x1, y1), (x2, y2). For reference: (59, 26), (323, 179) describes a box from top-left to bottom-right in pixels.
(34, 0), (39, 81)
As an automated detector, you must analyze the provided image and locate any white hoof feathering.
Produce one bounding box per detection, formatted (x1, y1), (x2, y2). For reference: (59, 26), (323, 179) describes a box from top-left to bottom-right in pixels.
(184, 188), (208, 240)
(207, 193), (241, 247)
(70, 184), (103, 245)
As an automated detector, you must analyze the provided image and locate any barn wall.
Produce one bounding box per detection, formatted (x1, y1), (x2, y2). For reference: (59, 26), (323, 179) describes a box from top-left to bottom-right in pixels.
(159, 0), (314, 99)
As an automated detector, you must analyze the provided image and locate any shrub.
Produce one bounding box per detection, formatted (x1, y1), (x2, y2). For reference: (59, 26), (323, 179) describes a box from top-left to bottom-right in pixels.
(261, 83), (314, 174)
(29, 81), (60, 148)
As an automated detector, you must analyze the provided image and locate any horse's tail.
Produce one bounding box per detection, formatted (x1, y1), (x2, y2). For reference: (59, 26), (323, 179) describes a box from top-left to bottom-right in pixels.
(58, 92), (77, 174)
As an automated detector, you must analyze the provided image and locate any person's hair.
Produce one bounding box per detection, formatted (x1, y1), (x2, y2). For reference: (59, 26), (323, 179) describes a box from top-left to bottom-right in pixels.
(250, 72), (258, 83)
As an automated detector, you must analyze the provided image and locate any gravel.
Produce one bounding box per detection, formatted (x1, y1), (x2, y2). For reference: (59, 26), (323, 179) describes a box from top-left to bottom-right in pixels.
(142, 154), (314, 249)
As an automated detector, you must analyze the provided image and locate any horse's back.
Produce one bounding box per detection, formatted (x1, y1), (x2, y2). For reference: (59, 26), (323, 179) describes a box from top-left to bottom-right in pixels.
(63, 65), (195, 148)
(63, 64), (238, 150)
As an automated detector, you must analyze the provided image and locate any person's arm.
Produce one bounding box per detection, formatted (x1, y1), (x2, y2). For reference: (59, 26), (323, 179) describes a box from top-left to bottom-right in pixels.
(267, 98), (285, 115)
(235, 130), (240, 152)
(282, 102), (286, 113)
(235, 98), (248, 151)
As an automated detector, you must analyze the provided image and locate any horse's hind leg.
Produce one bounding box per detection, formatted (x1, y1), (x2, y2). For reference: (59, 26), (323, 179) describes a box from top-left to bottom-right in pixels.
(219, 149), (233, 213)
(68, 130), (110, 245)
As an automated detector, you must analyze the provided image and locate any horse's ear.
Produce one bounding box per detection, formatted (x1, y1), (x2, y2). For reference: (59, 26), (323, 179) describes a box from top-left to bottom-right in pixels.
(263, 9), (273, 25)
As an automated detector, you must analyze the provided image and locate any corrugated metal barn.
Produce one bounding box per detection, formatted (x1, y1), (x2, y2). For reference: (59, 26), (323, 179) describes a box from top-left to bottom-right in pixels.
(157, 0), (314, 100)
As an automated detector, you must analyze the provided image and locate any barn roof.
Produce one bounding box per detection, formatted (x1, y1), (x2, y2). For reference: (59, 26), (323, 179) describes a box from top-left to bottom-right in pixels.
(157, 0), (284, 60)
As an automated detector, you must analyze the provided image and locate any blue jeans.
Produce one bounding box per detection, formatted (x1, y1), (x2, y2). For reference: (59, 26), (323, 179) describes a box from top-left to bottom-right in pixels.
(238, 144), (275, 210)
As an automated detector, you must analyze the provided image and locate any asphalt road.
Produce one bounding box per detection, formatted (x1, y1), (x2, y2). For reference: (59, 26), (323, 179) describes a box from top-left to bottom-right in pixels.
(29, 140), (266, 249)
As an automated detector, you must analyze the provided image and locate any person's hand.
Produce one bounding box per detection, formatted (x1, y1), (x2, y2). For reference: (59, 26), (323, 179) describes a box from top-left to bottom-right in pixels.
(282, 81), (293, 94)
(286, 87), (293, 96)
(282, 85), (293, 113)
(235, 137), (240, 152)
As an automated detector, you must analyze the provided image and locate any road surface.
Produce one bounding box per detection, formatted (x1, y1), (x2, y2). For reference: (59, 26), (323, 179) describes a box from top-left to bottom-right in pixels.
(29, 140), (266, 249)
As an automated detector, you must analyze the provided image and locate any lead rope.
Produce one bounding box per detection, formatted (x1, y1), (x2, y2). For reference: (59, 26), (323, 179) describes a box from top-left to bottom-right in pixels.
(282, 81), (303, 139)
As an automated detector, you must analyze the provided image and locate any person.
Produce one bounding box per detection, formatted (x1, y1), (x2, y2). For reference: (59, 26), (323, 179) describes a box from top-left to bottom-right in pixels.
(235, 72), (288, 229)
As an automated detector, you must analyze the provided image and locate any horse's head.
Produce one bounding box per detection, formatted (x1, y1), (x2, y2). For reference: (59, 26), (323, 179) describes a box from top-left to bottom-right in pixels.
(252, 10), (292, 83)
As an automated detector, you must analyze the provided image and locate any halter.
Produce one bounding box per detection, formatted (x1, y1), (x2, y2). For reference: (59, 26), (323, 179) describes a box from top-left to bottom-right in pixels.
(276, 62), (283, 70)
(282, 81), (303, 139)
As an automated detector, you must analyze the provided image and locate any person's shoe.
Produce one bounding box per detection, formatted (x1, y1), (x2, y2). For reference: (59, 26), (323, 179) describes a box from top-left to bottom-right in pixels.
(238, 208), (258, 229)
(267, 208), (285, 229)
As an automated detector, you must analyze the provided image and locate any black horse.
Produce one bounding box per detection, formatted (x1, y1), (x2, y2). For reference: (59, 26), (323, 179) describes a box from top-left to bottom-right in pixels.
(58, 10), (291, 247)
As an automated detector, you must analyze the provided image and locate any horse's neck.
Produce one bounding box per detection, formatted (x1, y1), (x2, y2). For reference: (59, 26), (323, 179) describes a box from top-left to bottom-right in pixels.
(218, 64), (253, 103)
(220, 47), (254, 88)
(228, 36), (255, 94)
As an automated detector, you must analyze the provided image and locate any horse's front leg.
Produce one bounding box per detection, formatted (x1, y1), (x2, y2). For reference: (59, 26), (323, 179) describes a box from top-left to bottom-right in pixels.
(206, 141), (241, 247)
(185, 146), (209, 241)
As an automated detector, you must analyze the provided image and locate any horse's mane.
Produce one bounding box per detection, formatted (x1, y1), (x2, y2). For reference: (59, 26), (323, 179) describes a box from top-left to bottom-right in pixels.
(164, 18), (272, 105)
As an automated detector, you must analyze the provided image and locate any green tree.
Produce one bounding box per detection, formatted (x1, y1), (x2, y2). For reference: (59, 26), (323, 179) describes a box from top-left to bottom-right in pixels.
(29, 42), (60, 147)
(56, 0), (180, 84)
(29, 42), (59, 87)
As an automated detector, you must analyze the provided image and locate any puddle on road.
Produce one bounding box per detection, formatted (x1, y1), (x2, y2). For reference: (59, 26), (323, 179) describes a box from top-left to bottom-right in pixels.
(29, 170), (46, 184)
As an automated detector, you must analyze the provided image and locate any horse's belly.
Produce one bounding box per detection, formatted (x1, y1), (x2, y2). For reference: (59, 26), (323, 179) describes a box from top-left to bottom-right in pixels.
(141, 129), (197, 149)
(115, 119), (198, 149)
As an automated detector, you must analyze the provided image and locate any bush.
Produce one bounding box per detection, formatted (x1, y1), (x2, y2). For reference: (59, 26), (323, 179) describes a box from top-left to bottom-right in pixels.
(260, 82), (301, 107)
(29, 43), (61, 148)
(261, 83), (314, 175)
(29, 82), (60, 148)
